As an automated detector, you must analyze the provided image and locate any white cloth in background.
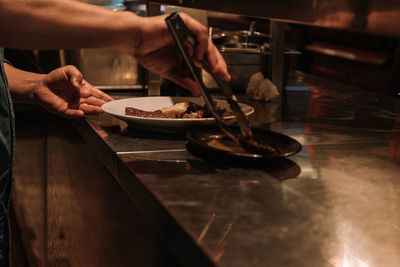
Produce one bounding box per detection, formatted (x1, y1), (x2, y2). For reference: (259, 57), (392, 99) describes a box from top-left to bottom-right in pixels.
(246, 72), (279, 101)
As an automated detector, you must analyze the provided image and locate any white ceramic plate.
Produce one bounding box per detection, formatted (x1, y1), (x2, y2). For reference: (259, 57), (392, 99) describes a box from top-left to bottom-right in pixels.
(101, 96), (254, 133)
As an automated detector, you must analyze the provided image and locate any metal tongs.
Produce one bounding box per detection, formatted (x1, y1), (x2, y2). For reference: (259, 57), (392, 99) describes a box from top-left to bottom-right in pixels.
(166, 13), (278, 155)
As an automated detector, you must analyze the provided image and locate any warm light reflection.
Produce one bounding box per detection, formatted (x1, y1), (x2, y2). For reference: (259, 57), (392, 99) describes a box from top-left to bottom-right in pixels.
(198, 213), (216, 243)
(368, 9), (400, 37)
(332, 251), (370, 267)
(330, 223), (370, 267)
(315, 11), (355, 28)
(387, 130), (400, 161)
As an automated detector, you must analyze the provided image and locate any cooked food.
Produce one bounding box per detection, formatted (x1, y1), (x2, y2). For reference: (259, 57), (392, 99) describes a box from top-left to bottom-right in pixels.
(161, 102), (190, 117)
(125, 101), (230, 119)
(124, 107), (164, 118)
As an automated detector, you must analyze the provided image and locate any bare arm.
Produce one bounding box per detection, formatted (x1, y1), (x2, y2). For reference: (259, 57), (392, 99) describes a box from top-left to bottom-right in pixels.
(0, 0), (138, 50)
(5, 63), (113, 117)
(4, 62), (43, 102)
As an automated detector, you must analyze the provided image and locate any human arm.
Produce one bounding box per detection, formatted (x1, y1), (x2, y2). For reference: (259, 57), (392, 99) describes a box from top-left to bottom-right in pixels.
(4, 63), (113, 118)
(0, 0), (134, 50)
(0, 1), (230, 95)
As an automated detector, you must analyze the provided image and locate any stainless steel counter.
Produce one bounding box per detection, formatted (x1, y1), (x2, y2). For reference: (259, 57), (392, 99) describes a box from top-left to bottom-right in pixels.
(72, 72), (400, 267)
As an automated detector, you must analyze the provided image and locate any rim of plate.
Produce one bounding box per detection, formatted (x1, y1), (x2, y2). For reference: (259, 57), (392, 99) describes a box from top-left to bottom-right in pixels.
(101, 97), (254, 122)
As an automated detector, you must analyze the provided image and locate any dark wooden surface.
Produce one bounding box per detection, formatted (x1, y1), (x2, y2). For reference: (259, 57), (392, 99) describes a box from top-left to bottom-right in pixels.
(11, 105), (183, 267)
(12, 106), (46, 267)
(10, 203), (30, 267)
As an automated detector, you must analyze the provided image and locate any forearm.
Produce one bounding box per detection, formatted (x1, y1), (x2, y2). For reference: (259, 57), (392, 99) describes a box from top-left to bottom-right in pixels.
(4, 62), (43, 103)
(0, 0), (140, 50)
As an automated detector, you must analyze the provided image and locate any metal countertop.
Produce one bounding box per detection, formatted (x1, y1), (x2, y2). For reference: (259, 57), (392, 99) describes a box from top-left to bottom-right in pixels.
(72, 71), (400, 267)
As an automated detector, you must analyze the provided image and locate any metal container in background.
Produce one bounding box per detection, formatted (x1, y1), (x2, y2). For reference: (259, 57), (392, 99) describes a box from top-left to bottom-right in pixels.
(62, 0), (145, 90)
(204, 29), (300, 91)
(212, 29), (269, 46)
(212, 43), (266, 91)
(61, 48), (144, 90)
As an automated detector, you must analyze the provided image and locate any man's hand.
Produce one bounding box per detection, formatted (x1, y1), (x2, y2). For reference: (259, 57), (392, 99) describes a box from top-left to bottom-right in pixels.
(123, 12), (231, 96)
(34, 65), (113, 118)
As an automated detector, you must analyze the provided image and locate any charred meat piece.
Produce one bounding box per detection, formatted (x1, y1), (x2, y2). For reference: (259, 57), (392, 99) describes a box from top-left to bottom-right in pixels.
(181, 102), (209, 118)
(125, 107), (166, 118)
(238, 135), (281, 155)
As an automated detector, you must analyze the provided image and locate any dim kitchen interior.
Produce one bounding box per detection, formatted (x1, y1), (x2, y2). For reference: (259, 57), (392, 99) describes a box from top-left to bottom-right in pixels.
(9, 0), (400, 266)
